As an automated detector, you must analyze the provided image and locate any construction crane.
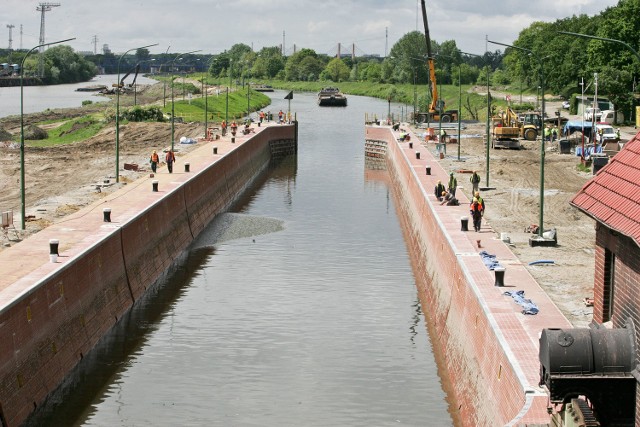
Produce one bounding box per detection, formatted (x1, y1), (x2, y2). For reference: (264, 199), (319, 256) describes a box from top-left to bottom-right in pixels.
(6, 24), (14, 50)
(414, 0), (459, 124)
(37, 2), (61, 76)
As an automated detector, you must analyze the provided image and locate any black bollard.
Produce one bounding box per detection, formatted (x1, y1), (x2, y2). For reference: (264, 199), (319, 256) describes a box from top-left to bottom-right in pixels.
(409, 142), (413, 149)
(103, 208), (111, 222)
(213, 146), (218, 154)
(49, 239), (59, 255)
(426, 166), (431, 175)
(416, 152), (421, 159)
(184, 163), (190, 172)
(460, 216), (469, 232)
(152, 180), (159, 192)
(494, 267), (506, 287)
(231, 137), (235, 143)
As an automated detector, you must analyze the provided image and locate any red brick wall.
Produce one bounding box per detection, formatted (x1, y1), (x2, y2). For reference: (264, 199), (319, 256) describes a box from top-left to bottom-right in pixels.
(0, 126), (295, 427)
(374, 127), (547, 426)
(593, 224), (640, 424)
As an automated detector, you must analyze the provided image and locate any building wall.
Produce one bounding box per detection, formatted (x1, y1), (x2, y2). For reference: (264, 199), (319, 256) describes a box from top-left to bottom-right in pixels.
(593, 223), (640, 424)
(0, 126), (296, 427)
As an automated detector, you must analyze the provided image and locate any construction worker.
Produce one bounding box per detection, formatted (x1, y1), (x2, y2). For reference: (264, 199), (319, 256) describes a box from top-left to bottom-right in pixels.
(470, 198), (483, 232)
(221, 120), (227, 136)
(434, 180), (446, 200)
(149, 150), (159, 173)
(230, 120), (238, 136)
(474, 191), (485, 213)
(616, 128), (621, 140)
(448, 172), (457, 198)
(165, 149), (176, 174)
(440, 128), (447, 143)
(470, 171), (481, 194)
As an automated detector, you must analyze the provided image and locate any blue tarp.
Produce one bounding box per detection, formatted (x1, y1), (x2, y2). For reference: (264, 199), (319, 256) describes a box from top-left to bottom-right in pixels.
(575, 144), (603, 157)
(563, 120), (594, 139)
(503, 290), (539, 315)
(479, 250), (503, 270)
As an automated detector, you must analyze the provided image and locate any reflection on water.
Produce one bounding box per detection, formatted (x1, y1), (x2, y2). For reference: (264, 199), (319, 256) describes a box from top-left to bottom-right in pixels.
(28, 91), (453, 426)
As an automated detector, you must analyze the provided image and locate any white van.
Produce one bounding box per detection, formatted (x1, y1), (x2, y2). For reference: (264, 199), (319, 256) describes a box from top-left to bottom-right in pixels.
(595, 124), (617, 142)
(599, 110), (624, 124)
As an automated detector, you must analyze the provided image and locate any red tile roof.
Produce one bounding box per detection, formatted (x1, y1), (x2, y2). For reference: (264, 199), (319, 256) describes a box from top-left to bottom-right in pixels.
(571, 134), (640, 247)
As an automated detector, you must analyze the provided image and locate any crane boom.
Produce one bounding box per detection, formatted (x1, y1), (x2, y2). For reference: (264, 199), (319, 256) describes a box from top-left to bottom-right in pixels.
(420, 0), (438, 114)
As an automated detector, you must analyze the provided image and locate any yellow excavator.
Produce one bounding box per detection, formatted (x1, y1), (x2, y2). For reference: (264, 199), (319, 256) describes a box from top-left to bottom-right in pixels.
(492, 107), (540, 148)
(414, 0), (459, 124)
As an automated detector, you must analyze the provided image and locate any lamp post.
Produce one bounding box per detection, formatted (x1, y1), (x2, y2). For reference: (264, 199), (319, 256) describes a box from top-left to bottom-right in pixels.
(134, 58), (155, 106)
(19, 37), (75, 230)
(116, 43), (158, 184)
(160, 46), (171, 108)
(169, 50), (201, 152)
(488, 39), (546, 237)
(226, 59), (232, 126)
(459, 50), (489, 170)
(203, 57), (217, 135)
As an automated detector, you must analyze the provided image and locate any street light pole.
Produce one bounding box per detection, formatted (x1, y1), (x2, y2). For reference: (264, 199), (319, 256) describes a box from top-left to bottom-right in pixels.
(19, 37), (75, 230)
(488, 39), (546, 237)
(116, 43), (158, 184)
(226, 59), (232, 125)
(169, 50), (201, 152)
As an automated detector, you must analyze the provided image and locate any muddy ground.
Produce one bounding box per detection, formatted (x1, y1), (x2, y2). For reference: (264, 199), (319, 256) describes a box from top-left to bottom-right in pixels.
(422, 114), (597, 328)
(0, 86), (605, 327)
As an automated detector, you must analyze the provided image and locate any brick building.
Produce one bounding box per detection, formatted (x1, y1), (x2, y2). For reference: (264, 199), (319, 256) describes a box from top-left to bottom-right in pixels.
(570, 134), (640, 423)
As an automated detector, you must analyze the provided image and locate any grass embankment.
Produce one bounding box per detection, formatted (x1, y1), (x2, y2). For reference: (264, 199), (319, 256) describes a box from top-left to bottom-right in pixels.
(256, 80), (492, 121)
(25, 81), (270, 147)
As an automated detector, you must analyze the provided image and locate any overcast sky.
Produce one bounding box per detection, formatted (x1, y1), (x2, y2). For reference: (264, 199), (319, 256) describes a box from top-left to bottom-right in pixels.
(3, 0), (619, 57)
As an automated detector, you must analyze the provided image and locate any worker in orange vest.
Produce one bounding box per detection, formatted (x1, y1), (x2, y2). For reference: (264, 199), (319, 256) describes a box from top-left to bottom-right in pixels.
(149, 150), (159, 173)
(221, 120), (227, 136)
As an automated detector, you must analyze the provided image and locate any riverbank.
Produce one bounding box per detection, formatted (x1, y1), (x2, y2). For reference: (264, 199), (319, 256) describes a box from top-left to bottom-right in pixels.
(0, 80), (267, 250)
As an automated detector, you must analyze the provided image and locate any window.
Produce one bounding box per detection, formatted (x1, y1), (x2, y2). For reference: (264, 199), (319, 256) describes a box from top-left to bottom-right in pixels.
(603, 248), (616, 322)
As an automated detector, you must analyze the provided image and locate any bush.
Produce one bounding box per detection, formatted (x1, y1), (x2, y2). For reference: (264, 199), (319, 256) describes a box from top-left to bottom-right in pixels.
(119, 106), (166, 122)
(82, 100), (93, 106)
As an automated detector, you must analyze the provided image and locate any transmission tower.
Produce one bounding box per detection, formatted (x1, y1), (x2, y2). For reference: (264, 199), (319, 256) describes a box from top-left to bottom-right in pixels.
(92, 35), (98, 54)
(37, 2), (61, 76)
(7, 24), (14, 50)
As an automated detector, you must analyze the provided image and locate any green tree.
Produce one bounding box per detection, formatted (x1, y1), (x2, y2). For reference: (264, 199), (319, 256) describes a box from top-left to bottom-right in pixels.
(284, 48), (320, 81)
(321, 58), (350, 82)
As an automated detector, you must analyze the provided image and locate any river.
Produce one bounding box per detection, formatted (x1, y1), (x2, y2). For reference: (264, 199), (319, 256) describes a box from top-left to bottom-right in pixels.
(26, 90), (453, 426)
(0, 74), (158, 119)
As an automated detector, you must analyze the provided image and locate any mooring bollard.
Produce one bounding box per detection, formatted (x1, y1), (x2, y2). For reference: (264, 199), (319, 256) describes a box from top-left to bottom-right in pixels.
(409, 142), (413, 149)
(416, 151), (421, 159)
(494, 267), (506, 287)
(460, 216), (469, 232)
(49, 239), (59, 255)
(152, 180), (159, 192)
(184, 162), (190, 172)
(213, 146), (218, 154)
(231, 137), (235, 143)
(426, 166), (431, 175)
(103, 208), (111, 222)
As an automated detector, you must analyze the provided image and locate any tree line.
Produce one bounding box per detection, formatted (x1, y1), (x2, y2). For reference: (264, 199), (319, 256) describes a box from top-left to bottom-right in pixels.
(1, 0), (636, 115)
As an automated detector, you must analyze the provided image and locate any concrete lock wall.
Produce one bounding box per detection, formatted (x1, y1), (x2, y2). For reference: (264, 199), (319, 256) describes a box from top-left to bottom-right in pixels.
(0, 126), (296, 427)
(372, 126), (548, 426)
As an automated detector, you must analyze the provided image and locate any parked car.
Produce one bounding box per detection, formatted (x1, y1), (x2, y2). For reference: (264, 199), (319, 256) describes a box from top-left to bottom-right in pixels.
(599, 109), (624, 124)
(562, 100), (570, 109)
(584, 107), (602, 121)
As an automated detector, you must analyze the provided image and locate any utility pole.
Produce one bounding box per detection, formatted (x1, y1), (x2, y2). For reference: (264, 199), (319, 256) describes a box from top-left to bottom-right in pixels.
(7, 24), (15, 50)
(92, 35), (98, 54)
(20, 24), (23, 50)
(37, 2), (61, 76)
